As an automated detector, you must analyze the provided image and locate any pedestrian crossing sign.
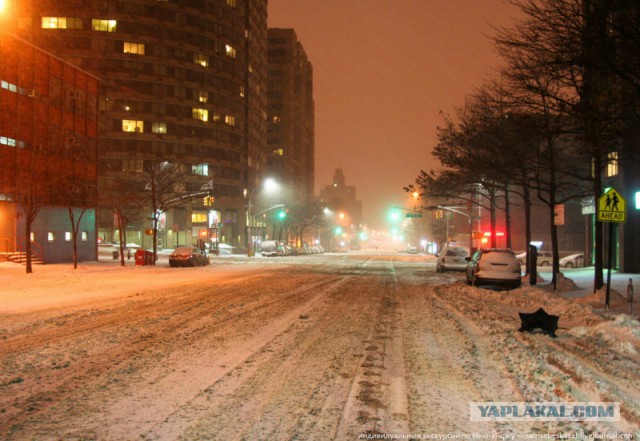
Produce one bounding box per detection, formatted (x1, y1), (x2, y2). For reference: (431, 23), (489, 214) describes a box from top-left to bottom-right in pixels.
(597, 187), (626, 223)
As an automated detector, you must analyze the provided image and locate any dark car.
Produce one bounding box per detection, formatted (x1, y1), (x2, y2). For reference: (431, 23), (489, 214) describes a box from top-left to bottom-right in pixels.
(466, 248), (522, 289)
(169, 246), (209, 267)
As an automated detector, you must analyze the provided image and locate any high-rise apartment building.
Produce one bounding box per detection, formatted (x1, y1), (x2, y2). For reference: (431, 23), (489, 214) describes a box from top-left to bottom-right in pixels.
(10, 0), (268, 250)
(267, 28), (314, 201)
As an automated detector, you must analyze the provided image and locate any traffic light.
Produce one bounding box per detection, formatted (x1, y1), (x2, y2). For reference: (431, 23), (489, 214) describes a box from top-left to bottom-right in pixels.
(277, 209), (288, 220)
(335, 226), (343, 235)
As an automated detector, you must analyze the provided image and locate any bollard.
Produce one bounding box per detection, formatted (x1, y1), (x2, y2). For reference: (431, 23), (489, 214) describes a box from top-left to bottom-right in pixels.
(628, 279), (634, 315)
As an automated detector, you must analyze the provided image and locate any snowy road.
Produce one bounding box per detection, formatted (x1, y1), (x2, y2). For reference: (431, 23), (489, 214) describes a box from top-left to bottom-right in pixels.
(0, 252), (638, 440)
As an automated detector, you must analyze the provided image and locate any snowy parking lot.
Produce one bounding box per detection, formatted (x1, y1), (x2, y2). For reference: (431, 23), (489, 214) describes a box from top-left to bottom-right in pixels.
(0, 251), (638, 440)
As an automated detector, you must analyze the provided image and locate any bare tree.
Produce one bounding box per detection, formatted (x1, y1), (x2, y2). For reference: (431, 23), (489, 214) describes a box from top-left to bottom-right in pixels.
(495, 0), (629, 289)
(143, 160), (211, 262)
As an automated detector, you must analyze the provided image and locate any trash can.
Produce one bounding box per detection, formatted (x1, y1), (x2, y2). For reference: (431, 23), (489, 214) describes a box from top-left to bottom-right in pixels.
(112, 250), (119, 259)
(144, 250), (154, 266)
(135, 249), (146, 266)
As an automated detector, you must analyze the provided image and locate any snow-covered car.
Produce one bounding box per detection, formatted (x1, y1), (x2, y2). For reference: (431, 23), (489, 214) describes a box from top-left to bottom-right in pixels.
(536, 251), (553, 267)
(466, 248), (521, 289)
(169, 246), (209, 267)
(260, 240), (282, 257)
(516, 251), (553, 267)
(560, 253), (584, 268)
(436, 245), (470, 272)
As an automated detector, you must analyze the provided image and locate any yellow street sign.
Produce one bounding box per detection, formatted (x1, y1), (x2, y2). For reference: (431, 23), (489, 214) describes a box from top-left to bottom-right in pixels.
(597, 187), (626, 223)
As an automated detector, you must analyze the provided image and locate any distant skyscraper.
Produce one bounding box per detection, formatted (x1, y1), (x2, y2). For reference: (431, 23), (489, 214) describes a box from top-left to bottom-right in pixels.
(267, 28), (315, 201)
(11, 0), (268, 249)
(319, 168), (363, 226)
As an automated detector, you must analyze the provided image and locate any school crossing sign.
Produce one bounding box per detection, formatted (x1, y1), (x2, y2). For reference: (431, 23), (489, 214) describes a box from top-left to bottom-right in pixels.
(597, 187), (626, 223)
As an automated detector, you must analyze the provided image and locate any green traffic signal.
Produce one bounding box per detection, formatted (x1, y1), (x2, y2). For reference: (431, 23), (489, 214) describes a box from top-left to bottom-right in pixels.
(277, 209), (287, 220)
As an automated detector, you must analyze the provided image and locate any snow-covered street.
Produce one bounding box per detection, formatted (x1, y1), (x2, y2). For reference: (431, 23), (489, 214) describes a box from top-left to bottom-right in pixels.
(0, 252), (639, 440)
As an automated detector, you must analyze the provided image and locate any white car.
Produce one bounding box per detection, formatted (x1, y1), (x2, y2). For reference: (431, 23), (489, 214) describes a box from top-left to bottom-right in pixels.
(559, 253), (584, 268)
(466, 248), (521, 289)
(436, 245), (470, 272)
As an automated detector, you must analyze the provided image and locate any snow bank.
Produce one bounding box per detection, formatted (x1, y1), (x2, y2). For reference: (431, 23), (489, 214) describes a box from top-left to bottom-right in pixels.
(569, 314), (640, 355)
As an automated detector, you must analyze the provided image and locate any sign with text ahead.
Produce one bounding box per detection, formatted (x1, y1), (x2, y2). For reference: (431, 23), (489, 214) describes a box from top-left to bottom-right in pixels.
(597, 187), (626, 223)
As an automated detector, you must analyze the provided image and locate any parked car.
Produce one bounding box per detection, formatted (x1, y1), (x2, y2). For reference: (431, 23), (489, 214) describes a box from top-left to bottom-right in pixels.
(260, 240), (282, 257)
(466, 248), (522, 289)
(536, 251), (553, 267)
(436, 245), (470, 272)
(560, 253), (584, 268)
(406, 245), (418, 254)
(169, 246), (209, 267)
(516, 250), (553, 267)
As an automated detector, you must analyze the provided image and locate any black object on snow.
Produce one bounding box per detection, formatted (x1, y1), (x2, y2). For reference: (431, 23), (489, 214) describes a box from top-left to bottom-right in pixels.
(518, 308), (559, 338)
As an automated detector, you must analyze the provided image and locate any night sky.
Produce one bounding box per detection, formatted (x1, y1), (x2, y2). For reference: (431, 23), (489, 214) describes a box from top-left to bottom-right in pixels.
(268, 0), (520, 228)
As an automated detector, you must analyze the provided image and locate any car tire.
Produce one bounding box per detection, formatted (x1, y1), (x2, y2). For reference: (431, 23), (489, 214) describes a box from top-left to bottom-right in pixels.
(540, 260), (549, 267)
(565, 262), (574, 268)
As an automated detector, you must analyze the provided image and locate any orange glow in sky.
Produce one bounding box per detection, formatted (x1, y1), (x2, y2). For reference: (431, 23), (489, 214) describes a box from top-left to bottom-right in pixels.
(268, 0), (520, 227)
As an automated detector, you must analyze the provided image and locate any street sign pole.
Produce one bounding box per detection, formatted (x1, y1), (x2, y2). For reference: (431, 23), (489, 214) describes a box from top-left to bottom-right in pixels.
(596, 187), (626, 310)
(606, 222), (614, 310)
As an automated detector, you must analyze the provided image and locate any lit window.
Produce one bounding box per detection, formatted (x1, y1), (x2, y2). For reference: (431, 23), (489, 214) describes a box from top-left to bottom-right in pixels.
(606, 151), (619, 177)
(122, 120), (144, 132)
(42, 17), (82, 29)
(198, 91), (208, 103)
(225, 44), (236, 58)
(124, 42), (145, 55)
(81, 232), (88, 241)
(271, 115), (281, 123)
(152, 122), (167, 134)
(212, 112), (221, 122)
(240, 86), (245, 97)
(194, 53), (209, 67)
(227, 0), (237, 6)
(42, 17), (66, 29)
(48, 232), (56, 242)
(192, 108), (208, 122)
(122, 159), (144, 172)
(192, 163), (209, 176)
(92, 19), (117, 32)
(224, 115), (235, 126)
(1, 80), (18, 93)
(192, 212), (208, 223)
(30, 232), (35, 242)
(273, 149), (283, 156)
(0, 137), (16, 147)
(65, 232), (72, 242)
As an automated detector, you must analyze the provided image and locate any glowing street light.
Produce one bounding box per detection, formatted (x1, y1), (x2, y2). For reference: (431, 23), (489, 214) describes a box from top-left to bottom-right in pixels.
(246, 177), (280, 256)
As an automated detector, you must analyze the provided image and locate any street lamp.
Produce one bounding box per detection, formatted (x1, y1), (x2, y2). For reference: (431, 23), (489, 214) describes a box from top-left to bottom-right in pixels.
(246, 178), (279, 256)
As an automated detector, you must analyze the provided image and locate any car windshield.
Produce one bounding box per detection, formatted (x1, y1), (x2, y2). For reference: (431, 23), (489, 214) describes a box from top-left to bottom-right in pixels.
(446, 249), (468, 257)
(173, 247), (194, 254)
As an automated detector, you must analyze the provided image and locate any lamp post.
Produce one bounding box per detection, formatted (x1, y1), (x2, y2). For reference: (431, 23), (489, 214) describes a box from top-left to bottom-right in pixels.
(246, 178), (278, 256)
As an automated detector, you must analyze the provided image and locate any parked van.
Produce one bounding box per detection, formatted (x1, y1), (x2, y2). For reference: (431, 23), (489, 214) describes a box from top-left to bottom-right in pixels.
(260, 240), (281, 257)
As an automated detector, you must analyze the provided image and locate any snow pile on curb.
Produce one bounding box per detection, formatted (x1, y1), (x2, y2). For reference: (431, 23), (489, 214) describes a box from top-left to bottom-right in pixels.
(569, 314), (640, 355)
